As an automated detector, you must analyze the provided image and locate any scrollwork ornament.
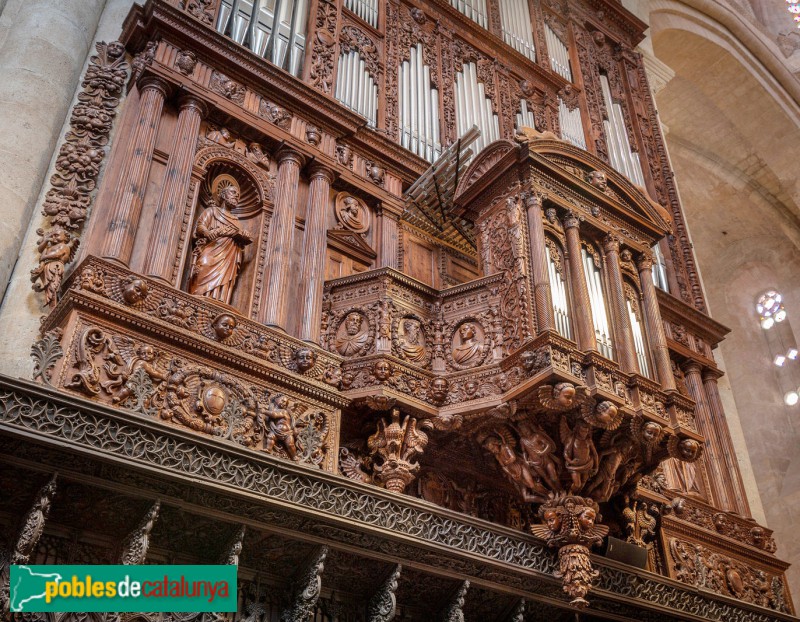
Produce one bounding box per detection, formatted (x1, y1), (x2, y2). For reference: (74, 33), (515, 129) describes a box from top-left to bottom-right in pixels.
(366, 564), (401, 621)
(31, 41), (129, 307)
(120, 501), (160, 565)
(281, 546), (327, 622)
(31, 329), (64, 386)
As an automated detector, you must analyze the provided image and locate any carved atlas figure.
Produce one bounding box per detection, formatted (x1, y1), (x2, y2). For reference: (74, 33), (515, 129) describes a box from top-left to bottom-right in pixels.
(189, 174), (253, 305)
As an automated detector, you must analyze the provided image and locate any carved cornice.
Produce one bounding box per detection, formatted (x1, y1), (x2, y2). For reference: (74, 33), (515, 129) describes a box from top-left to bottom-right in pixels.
(657, 288), (730, 349)
(0, 377), (794, 622)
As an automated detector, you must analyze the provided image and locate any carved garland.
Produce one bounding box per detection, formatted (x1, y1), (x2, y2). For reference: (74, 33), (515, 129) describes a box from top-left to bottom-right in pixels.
(31, 42), (129, 308)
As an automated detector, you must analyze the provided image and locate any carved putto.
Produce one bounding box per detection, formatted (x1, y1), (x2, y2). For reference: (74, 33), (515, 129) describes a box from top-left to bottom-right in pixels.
(537, 382), (589, 412)
(211, 313), (238, 341)
(31, 226), (79, 307)
(333, 311), (371, 356)
(261, 393), (300, 461)
(188, 175), (253, 305)
(334, 192), (370, 233)
(121, 276), (149, 305)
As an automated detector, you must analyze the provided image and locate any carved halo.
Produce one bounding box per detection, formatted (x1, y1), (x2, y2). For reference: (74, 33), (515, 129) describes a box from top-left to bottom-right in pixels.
(211, 173), (240, 198)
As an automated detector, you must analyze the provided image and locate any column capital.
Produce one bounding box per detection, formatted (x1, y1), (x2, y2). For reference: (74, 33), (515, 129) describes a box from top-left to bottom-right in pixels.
(276, 147), (306, 168)
(562, 209), (582, 229)
(177, 94), (208, 117)
(636, 249), (655, 271)
(306, 162), (336, 183)
(702, 367), (724, 383)
(603, 232), (621, 254)
(683, 360), (703, 376)
(523, 190), (545, 211)
(137, 75), (171, 98)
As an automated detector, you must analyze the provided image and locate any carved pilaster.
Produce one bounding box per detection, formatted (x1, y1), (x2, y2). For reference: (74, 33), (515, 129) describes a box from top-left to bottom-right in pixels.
(143, 95), (208, 283)
(259, 148), (305, 327)
(636, 251), (675, 390)
(281, 546), (328, 622)
(703, 370), (751, 517)
(603, 234), (638, 373)
(120, 500), (160, 565)
(367, 564), (401, 622)
(99, 76), (170, 265)
(298, 165), (336, 342)
(378, 206), (399, 269)
(524, 192), (554, 333)
(562, 211), (596, 352)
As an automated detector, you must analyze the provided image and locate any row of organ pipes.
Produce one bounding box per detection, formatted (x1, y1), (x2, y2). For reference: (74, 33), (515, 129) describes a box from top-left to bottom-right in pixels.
(599, 74), (646, 186)
(343, 0), (379, 29)
(546, 246), (573, 340)
(399, 44), (442, 163)
(450, 0), (489, 28)
(215, 0), (308, 77)
(335, 49), (379, 128)
(455, 62), (500, 156)
(628, 298), (651, 377)
(499, 0), (537, 61)
(544, 23), (573, 81)
(582, 247), (615, 360)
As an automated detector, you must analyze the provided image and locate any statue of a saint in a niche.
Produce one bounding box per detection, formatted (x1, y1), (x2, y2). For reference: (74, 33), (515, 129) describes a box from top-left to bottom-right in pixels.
(189, 175), (252, 305)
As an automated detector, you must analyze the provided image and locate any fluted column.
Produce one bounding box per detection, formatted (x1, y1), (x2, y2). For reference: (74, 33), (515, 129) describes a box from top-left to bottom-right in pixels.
(142, 95), (207, 283)
(636, 251), (675, 390)
(377, 206), (399, 269)
(703, 370), (751, 516)
(99, 76), (169, 264)
(683, 362), (732, 511)
(562, 210), (596, 352)
(524, 192), (554, 333)
(603, 234), (638, 373)
(259, 148), (304, 327)
(298, 164), (335, 342)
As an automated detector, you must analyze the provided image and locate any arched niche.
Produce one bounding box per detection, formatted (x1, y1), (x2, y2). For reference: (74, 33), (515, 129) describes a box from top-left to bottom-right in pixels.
(180, 146), (275, 317)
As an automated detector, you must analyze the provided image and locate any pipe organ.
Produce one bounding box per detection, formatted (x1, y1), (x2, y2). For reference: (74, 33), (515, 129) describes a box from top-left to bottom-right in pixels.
(455, 62), (499, 156)
(582, 246), (614, 359)
(449, 0), (488, 28)
(336, 48), (378, 127)
(399, 44), (442, 162)
(600, 73), (645, 186)
(544, 22), (572, 81)
(344, 0), (379, 29)
(499, 0), (536, 61)
(16, 0), (795, 618)
(215, 0), (307, 76)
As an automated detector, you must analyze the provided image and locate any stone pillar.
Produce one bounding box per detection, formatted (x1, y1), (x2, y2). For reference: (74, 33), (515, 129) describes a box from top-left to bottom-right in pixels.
(142, 95), (206, 283)
(683, 362), (733, 512)
(99, 76), (169, 264)
(377, 206), (399, 269)
(636, 251), (675, 391)
(298, 164), (335, 342)
(259, 148), (304, 327)
(0, 0), (106, 295)
(524, 192), (554, 333)
(562, 210), (596, 352)
(603, 234), (638, 373)
(703, 369), (752, 517)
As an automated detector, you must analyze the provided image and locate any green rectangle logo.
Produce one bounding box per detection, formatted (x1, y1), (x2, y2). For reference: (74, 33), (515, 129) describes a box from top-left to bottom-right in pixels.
(9, 565), (237, 612)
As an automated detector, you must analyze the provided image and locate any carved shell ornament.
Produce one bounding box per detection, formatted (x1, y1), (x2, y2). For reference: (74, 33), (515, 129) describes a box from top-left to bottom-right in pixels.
(334, 192), (370, 234)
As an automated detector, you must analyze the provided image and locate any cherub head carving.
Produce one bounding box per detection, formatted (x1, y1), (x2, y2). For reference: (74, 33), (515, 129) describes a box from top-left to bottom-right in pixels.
(122, 277), (149, 305)
(212, 313), (237, 341)
(578, 507), (597, 531)
(373, 360), (392, 382)
(430, 377), (449, 403)
(554, 383), (576, 408)
(642, 421), (662, 444)
(294, 347), (317, 373)
(543, 508), (562, 533)
(587, 170), (608, 191)
(678, 438), (701, 461)
(594, 401), (617, 426)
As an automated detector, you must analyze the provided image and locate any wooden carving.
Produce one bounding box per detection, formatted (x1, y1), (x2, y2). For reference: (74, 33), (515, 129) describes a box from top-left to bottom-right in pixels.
(530, 495), (609, 607)
(367, 409), (433, 493)
(188, 176), (253, 305)
(31, 42), (128, 307)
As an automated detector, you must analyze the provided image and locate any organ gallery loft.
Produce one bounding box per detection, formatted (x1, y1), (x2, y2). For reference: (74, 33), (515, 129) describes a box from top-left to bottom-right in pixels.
(0, 0), (797, 620)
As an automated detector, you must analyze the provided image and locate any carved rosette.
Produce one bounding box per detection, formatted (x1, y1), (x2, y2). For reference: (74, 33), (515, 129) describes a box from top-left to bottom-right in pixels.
(31, 42), (129, 307)
(530, 495), (609, 607)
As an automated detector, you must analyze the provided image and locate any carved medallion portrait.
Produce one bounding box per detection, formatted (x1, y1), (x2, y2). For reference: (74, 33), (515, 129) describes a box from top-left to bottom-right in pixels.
(333, 311), (371, 357)
(334, 192), (370, 234)
(450, 321), (487, 369)
(394, 317), (427, 364)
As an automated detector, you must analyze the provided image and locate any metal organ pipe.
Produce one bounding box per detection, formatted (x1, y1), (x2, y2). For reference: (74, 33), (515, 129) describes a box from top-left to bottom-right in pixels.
(544, 23), (571, 81)
(399, 44), (441, 161)
(500, 0), (536, 61)
(558, 98), (586, 150)
(600, 74), (645, 186)
(582, 249), (613, 359)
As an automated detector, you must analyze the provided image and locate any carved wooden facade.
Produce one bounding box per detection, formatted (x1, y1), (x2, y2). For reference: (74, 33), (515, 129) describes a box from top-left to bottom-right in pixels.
(3, 0), (795, 619)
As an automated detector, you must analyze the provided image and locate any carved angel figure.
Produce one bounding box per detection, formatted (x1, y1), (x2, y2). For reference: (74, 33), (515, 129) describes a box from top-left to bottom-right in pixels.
(189, 179), (252, 305)
(516, 420), (562, 492)
(31, 226), (79, 307)
(110, 344), (168, 405)
(261, 393), (299, 460)
(483, 432), (548, 502)
(560, 419), (599, 493)
(538, 383), (589, 412)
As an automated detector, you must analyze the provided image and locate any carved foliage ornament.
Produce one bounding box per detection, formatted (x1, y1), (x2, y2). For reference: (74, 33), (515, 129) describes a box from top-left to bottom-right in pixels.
(31, 42), (128, 307)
